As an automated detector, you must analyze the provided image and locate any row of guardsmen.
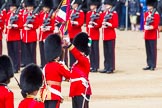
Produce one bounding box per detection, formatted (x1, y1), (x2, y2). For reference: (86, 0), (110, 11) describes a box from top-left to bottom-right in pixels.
(0, 0), (160, 74)
(0, 0), (119, 74)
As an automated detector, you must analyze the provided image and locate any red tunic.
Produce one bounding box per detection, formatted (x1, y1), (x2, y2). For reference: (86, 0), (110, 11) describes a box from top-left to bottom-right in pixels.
(69, 46), (92, 97)
(41, 61), (70, 101)
(0, 85), (14, 108)
(0, 9), (6, 40)
(144, 11), (160, 40)
(6, 11), (23, 41)
(18, 97), (44, 108)
(39, 11), (55, 41)
(22, 10), (39, 43)
(68, 9), (84, 39)
(86, 11), (102, 40)
(101, 11), (118, 40)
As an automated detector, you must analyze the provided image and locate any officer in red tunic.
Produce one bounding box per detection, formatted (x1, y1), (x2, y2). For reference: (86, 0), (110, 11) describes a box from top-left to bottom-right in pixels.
(64, 32), (92, 108)
(42, 34), (70, 108)
(0, 0), (6, 55)
(22, 0), (39, 65)
(68, 0), (84, 67)
(39, 0), (55, 68)
(143, 0), (160, 71)
(0, 55), (14, 108)
(6, 0), (23, 73)
(86, 0), (101, 72)
(99, 0), (118, 74)
(19, 64), (44, 108)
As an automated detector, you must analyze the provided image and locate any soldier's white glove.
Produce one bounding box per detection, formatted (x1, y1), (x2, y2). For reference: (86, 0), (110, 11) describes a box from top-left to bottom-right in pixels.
(102, 22), (112, 27)
(27, 24), (33, 28)
(12, 24), (18, 28)
(7, 24), (12, 29)
(40, 26), (47, 32)
(63, 37), (71, 46)
(45, 26), (51, 31)
(71, 21), (78, 25)
(24, 26), (30, 30)
(41, 26), (51, 32)
(144, 25), (153, 30)
(88, 24), (94, 28)
(24, 24), (33, 28)
(54, 26), (59, 34)
(89, 21), (98, 26)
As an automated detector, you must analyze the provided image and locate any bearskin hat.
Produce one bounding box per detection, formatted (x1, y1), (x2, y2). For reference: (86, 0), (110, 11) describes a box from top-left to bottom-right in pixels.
(24, 0), (35, 7)
(73, 32), (91, 56)
(0, 55), (14, 83)
(104, 0), (115, 6)
(43, 0), (54, 9)
(89, 0), (101, 7)
(44, 34), (62, 62)
(20, 63), (43, 97)
(52, 0), (62, 10)
(8, 0), (18, 7)
(146, 0), (158, 7)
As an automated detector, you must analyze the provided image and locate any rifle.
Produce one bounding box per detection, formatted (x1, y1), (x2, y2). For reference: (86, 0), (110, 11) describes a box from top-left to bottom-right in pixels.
(146, 8), (156, 26)
(71, 4), (82, 21)
(42, 9), (54, 28)
(0, 2), (7, 22)
(25, 0), (43, 25)
(90, 5), (102, 26)
(0, 1), (7, 14)
(103, 6), (116, 22)
(9, 0), (24, 25)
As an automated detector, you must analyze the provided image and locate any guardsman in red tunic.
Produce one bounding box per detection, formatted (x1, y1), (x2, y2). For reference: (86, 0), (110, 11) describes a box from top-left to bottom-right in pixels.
(22, 0), (39, 65)
(0, 55), (14, 108)
(68, 0), (84, 67)
(0, 1), (6, 55)
(143, 0), (160, 71)
(20, 7), (27, 68)
(64, 32), (92, 108)
(86, 0), (101, 72)
(6, 0), (23, 73)
(19, 64), (44, 108)
(99, 0), (118, 74)
(41, 34), (70, 108)
(39, 0), (55, 68)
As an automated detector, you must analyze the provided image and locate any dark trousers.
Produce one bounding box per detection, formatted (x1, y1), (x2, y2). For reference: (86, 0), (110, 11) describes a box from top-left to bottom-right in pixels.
(72, 95), (90, 108)
(145, 40), (157, 68)
(7, 41), (20, 72)
(103, 40), (115, 71)
(44, 100), (60, 108)
(24, 42), (36, 65)
(90, 40), (99, 69)
(0, 40), (2, 55)
(21, 41), (26, 65)
(69, 39), (76, 67)
(39, 41), (46, 67)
